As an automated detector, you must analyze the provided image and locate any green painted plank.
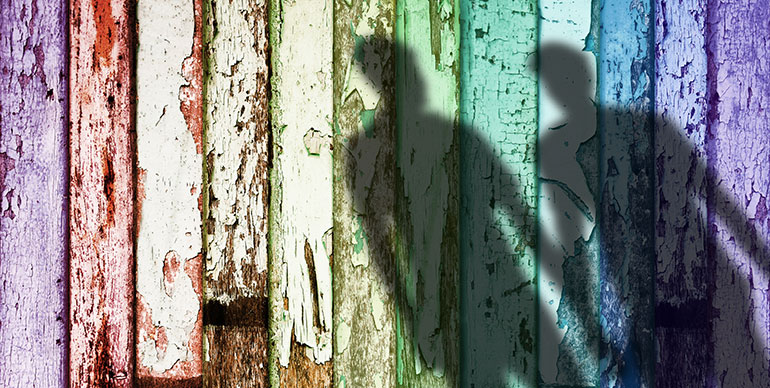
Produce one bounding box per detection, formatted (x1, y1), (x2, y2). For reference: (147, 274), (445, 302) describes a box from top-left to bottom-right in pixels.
(458, 0), (538, 387)
(394, 0), (460, 386)
(537, 0), (600, 386)
(332, 0), (397, 387)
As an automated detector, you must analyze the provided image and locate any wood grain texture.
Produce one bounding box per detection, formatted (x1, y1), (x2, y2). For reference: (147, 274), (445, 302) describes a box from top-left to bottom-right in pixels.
(706, 0), (770, 385)
(202, 0), (270, 386)
(135, 0), (204, 384)
(597, 0), (655, 387)
(333, 1), (397, 388)
(394, 0), (460, 386)
(0, 0), (68, 386)
(268, 0), (334, 386)
(69, 0), (135, 385)
(537, 0), (599, 385)
(653, 0), (710, 386)
(458, 0), (538, 386)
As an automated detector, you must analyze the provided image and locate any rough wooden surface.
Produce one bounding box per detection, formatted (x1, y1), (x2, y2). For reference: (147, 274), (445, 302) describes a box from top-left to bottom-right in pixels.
(394, 0), (459, 386)
(268, 0), (334, 385)
(69, 0), (135, 385)
(332, 2), (396, 388)
(537, 0), (599, 385)
(458, 0), (538, 386)
(202, 0), (270, 386)
(135, 0), (204, 384)
(654, 0), (710, 386)
(597, 0), (655, 387)
(333, 1), (397, 388)
(706, 1), (770, 385)
(0, 0), (68, 386)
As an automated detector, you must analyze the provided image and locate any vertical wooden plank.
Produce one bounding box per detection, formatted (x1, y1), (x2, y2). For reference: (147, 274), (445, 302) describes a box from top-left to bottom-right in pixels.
(537, 0), (599, 386)
(268, 0), (334, 386)
(333, 1), (397, 388)
(458, 0), (538, 387)
(706, 1), (770, 385)
(135, 0), (204, 385)
(68, 0), (135, 385)
(597, 0), (655, 386)
(0, 0), (68, 385)
(653, 0), (710, 386)
(201, 0), (270, 386)
(394, 0), (459, 386)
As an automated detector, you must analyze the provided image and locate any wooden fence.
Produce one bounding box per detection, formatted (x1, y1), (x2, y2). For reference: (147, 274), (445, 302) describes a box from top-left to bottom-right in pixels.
(0, 0), (768, 387)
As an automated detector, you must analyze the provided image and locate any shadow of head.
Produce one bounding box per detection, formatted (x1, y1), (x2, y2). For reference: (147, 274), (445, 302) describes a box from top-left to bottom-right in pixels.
(529, 41), (593, 110)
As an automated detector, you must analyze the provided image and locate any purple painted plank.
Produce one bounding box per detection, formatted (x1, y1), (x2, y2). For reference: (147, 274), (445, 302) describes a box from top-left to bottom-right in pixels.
(0, 0), (69, 386)
(706, 0), (770, 385)
(654, 0), (710, 386)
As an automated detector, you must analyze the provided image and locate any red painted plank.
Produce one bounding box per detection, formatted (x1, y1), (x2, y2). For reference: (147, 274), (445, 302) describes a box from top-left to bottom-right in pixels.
(0, 0), (69, 386)
(68, 0), (135, 386)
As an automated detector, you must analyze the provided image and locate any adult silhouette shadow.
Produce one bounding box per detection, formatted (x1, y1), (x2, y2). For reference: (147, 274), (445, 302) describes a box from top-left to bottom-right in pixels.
(344, 38), (770, 387)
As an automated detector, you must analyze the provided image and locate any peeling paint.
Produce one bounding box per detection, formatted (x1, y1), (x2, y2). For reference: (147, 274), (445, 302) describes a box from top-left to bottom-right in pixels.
(538, 0), (600, 385)
(68, 0), (135, 386)
(136, 0), (203, 381)
(268, 0), (334, 385)
(332, 0), (397, 386)
(458, 0), (538, 386)
(395, 0), (460, 383)
(0, 0), (69, 385)
(202, 0), (271, 383)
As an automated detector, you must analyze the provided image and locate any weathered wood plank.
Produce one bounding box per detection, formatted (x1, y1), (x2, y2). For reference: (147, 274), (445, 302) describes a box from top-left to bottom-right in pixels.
(653, 1), (710, 386)
(68, 0), (135, 385)
(537, 0), (599, 386)
(201, 0), (270, 386)
(0, 0), (68, 385)
(706, 1), (770, 385)
(333, 1), (397, 388)
(458, 0), (538, 386)
(268, 0), (334, 386)
(597, 0), (655, 386)
(394, 0), (459, 386)
(135, 0), (204, 385)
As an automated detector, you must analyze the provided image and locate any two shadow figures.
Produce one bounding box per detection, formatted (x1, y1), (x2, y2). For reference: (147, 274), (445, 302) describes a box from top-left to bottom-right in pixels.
(344, 39), (769, 386)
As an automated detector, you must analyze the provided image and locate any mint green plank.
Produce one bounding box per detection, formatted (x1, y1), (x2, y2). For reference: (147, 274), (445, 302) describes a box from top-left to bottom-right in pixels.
(394, 0), (459, 386)
(459, 0), (538, 387)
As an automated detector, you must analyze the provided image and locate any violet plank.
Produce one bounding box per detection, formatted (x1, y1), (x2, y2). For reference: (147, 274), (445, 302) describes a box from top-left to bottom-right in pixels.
(0, 0), (68, 386)
(654, 0), (710, 386)
(706, 0), (770, 385)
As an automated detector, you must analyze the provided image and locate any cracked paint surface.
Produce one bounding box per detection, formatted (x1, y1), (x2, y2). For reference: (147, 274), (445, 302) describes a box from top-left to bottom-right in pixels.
(598, 0), (656, 387)
(538, 0), (600, 385)
(654, 0), (710, 386)
(268, 0), (334, 385)
(202, 0), (270, 385)
(0, 0), (68, 385)
(135, 0), (203, 383)
(68, 0), (135, 386)
(394, 0), (460, 385)
(459, 0), (538, 386)
(333, 0), (397, 386)
(707, 1), (770, 386)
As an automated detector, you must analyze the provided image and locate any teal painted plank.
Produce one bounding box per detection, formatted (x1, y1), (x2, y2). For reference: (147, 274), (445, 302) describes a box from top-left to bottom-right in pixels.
(597, 0), (656, 387)
(459, 0), (538, 387)
(537, 0), (600, 386)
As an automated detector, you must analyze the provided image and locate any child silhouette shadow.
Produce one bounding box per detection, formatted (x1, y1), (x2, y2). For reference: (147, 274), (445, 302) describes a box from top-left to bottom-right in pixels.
(342, 38), (770, 387)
